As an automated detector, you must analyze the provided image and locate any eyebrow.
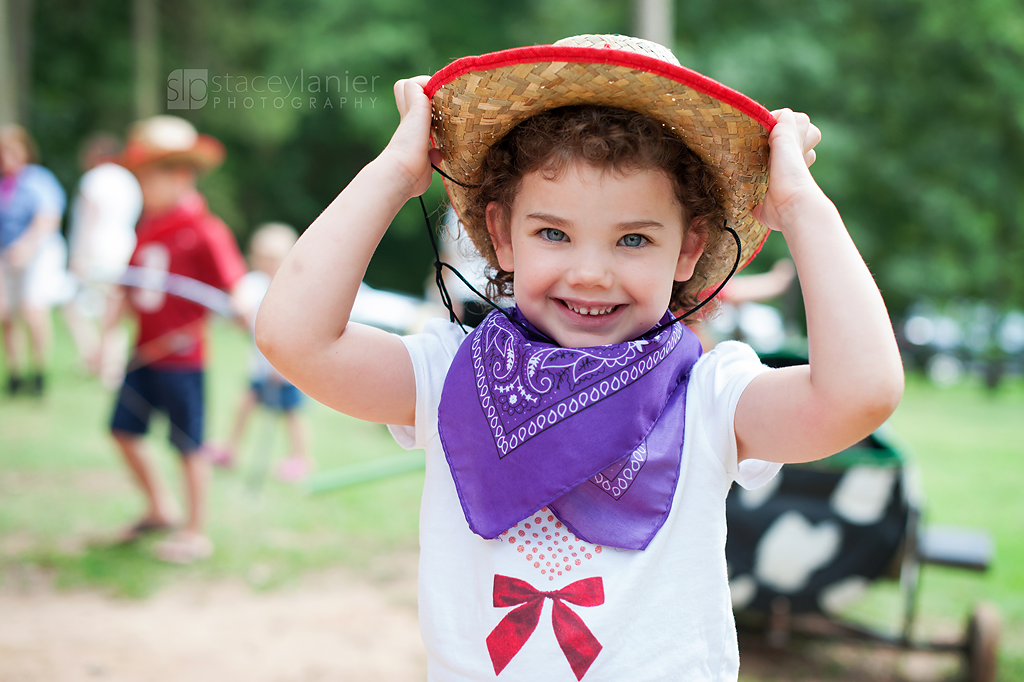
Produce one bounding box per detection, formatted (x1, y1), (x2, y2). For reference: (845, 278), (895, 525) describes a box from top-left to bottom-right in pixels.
(524, 213), (667, 231)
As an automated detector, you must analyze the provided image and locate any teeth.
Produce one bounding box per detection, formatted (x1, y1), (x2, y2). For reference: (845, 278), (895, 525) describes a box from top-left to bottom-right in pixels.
(566, 302), (617, 316)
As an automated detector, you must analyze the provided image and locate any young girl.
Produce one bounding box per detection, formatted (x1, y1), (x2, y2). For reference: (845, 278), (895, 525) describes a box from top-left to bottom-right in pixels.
(257, 35), (903, 681)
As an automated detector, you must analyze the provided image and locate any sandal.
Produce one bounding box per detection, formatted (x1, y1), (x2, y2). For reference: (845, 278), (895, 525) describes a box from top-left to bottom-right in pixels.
(115, 517), (175, 545)
(153, 532), (214, 564)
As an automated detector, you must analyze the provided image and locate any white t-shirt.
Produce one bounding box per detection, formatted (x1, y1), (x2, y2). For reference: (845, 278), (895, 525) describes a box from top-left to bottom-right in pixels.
(68, 162), (142, 278)
(389, 319), (780, 682)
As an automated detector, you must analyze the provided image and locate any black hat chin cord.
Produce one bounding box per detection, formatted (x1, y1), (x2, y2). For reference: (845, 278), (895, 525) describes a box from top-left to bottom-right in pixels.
(422, 164), (742, 346)
(419, 193), (551, 343)
(639, 222), (742, 341)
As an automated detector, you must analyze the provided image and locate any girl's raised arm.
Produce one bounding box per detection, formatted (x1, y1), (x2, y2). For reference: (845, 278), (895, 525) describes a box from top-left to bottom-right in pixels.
(255, 77), (440, 426)
(734, 110), (904, 464)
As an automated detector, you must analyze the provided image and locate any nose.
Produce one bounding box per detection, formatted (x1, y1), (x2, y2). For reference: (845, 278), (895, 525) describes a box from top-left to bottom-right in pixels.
(563, 247), (614, 290)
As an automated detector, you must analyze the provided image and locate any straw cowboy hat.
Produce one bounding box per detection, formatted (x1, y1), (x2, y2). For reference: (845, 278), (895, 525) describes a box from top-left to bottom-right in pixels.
(117, 115), (225, 173)
(426, 34), (777, 294)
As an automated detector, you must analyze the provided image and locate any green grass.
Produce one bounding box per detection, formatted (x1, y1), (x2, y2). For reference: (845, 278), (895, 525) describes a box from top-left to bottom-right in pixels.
(0, 317), (422, 597)
(2, 318), (1022, 678)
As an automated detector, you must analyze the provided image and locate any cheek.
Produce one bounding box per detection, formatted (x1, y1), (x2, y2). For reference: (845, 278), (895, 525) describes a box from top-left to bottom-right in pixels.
(511, 259), (544, 297)
(625, 260), (678, 305)
(517, 249), (566, 288)
(139, 181), (160, 201)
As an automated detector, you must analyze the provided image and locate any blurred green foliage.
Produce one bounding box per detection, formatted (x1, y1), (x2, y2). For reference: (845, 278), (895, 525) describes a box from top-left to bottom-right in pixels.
(23, 0), (1024, 314)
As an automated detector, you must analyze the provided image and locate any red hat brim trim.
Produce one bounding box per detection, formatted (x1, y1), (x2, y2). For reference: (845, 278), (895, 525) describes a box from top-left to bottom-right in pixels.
(426, 44), (776, 133)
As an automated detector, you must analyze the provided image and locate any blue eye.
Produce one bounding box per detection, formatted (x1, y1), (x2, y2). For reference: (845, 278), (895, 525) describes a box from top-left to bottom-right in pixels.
(620, 234), (647, 247)
(541, 228), (568, 242)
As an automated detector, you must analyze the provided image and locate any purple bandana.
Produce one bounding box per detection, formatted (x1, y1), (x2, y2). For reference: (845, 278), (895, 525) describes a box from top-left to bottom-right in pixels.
(438, 309), (703, 550)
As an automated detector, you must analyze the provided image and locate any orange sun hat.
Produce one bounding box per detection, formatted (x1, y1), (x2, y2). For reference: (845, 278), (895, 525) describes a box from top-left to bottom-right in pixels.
(117, 115), (225, 173)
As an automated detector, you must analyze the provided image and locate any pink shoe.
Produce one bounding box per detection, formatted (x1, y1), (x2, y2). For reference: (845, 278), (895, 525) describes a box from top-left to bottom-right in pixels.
(205, 445), (235, 469)
(276, 456), (312, 483)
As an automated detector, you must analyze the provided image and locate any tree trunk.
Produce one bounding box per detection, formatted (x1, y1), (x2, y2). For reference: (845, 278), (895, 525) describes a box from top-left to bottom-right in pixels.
(0, 0), (14, 126)
(133, 0), (159, 120)
(0, 0), (32, 126)
(633, 0), (674, 49)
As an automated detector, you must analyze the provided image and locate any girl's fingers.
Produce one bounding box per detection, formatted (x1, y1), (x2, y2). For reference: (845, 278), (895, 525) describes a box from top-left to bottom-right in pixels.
(394, 76), (431, 119)
(394, 79), (408, 117)
(770, 109), (821, 167)
(804, 122), (822, 154)
(751, 203), (763, 224)
(802, 122), (820, 166)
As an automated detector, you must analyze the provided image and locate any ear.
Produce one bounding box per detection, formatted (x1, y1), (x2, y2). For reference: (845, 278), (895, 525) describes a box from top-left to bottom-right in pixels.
(486, 202), (515, 272)
(674, 220), (706, 282)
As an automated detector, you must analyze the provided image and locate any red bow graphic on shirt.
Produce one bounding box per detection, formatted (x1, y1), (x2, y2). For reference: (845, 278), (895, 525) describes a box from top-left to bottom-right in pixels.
(486, 574), (604, 680)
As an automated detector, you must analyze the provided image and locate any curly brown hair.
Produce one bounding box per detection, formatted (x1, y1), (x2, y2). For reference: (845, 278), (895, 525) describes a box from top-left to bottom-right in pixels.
(457, 105), (731, 315)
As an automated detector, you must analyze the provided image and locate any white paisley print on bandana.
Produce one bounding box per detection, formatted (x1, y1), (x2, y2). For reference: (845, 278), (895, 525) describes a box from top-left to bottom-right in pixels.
(474, 314), (682, 457)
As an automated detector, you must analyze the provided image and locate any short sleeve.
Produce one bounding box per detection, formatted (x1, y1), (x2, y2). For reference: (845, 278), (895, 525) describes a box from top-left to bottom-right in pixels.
(688, 340), (781, 489)
(198, 217), (247, 291)
(25, 166), (66, 216)
(387, 318), (468, 450)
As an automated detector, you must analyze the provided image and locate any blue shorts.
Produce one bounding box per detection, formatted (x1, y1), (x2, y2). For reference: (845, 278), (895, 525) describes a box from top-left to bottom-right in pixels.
(249, 376), (301, 409)
(110, 367), (205, 455)
(250, 378), (303, 412)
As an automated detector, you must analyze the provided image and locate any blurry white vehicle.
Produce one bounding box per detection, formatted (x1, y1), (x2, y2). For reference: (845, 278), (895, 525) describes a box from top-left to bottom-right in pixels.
(351, 282), (436, 335)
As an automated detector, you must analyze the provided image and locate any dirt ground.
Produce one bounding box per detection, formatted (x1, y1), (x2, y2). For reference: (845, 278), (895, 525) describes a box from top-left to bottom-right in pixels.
(0, 555), (964, 682)
(0, 556), (426, 682)
(735, 629), (963, 682)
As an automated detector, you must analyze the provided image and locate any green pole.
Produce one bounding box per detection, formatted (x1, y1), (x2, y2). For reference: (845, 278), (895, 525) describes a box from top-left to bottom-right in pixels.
(305, 452), (425, 494)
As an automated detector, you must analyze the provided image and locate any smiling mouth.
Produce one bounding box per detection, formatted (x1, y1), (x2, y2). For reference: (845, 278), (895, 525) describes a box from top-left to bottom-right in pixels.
(561, 300), (620, 316)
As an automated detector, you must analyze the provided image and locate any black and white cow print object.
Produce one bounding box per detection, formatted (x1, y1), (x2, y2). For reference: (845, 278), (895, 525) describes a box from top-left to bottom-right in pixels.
(725, 444), (909, 616)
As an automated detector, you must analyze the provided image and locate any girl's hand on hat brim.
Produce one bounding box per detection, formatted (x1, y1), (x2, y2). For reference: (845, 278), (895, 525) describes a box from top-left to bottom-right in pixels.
(752, 109), (823, 232)
(383, 76), (443, 198)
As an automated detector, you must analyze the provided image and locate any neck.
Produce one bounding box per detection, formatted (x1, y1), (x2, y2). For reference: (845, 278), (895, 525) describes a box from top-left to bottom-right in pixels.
(1, 163), (26, 179)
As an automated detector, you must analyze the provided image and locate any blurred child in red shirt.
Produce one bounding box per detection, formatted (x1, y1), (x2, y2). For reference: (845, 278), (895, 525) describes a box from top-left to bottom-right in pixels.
(105, 116), (247, 563)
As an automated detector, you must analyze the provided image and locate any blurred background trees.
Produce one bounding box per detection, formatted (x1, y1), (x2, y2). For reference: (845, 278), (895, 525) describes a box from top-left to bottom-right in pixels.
(3, 0), (1023, 316)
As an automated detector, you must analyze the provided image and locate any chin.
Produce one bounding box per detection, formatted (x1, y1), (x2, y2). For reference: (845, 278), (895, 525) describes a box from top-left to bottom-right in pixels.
(548, 325), (638, 349)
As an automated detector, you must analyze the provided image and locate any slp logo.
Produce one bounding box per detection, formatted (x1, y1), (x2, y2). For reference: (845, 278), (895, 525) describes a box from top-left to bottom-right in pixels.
(167, 69), (208, 110)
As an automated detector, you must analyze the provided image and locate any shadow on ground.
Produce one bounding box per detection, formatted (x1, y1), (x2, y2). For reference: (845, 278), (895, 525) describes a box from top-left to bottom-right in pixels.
(738, 629), (963, 682)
